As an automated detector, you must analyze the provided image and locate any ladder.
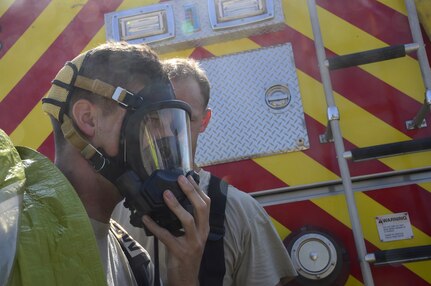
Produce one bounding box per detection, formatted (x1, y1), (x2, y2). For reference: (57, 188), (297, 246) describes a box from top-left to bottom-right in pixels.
(306, 0), (431, 285)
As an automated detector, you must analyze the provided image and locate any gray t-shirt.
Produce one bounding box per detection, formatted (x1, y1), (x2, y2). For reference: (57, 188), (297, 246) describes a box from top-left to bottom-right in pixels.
(112, 169), (297, 286)
(90, 218), (155, 286)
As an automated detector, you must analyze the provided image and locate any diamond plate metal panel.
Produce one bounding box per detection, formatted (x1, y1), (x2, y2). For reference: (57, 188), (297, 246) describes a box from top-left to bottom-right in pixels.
(195, 43), (309, 166)
(105, 0), (285, 54)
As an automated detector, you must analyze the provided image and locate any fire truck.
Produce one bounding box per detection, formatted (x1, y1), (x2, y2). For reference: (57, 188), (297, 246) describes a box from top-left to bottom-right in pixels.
(1, 0), (431, 285)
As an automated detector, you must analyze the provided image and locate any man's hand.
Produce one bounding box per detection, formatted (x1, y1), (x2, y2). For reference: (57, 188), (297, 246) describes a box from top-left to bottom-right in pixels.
(142, 175), (210, 286)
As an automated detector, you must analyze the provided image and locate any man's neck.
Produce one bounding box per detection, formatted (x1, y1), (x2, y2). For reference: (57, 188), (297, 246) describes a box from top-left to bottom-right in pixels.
(56, 149), (123, 223)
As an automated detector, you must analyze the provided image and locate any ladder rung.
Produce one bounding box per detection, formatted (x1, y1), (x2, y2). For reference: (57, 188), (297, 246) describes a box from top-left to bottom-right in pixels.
(344, 137), (431, 162)
(365, 245), (431, 266)
(325, 44), (419, 70)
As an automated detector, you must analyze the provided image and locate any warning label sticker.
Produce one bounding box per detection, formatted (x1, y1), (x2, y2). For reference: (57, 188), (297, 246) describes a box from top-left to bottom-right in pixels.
(375, 212), (414, 242)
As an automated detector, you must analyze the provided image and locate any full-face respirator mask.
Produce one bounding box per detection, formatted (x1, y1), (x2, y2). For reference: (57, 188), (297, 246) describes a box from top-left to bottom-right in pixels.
(42, 50), (196, 236)
(116, 87), (197, 236)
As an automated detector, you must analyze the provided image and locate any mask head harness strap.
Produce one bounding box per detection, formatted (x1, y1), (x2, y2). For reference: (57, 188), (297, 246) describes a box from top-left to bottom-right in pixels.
(41, 50), (138, 178)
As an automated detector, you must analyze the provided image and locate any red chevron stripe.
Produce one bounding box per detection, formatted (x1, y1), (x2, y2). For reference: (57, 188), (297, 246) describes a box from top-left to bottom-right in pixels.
(303, 114), (431, 236)
(9, 1), (430, 284)
(205, 148), (364, 282)
(203, 109), (431, 236)
(267, 202), (430, 286)
(317, 0), (412, 46)
(37, 133), (54, 161)
(189, 46), (216, 59)
(187, 38), (431, 238)
(0, 0), (124, 135)
(302, 114), (388, 176)
(316, 0), (431, 61)
(369, 185), (431, 234)
(0, 0), (51, 59)
(206, 158), (288, 192)
(187, 36), (431, 237)
(250, 27), (429, 140)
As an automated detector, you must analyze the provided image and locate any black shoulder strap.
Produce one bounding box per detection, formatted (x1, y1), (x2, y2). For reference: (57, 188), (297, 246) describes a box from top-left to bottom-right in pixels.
(199, 174), (228, 286)
(110, 220), (151, 286)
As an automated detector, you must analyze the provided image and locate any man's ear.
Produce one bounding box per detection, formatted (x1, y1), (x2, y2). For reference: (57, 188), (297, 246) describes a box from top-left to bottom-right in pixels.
(200, 108), (212, 132)
(71, 99), (96, 138)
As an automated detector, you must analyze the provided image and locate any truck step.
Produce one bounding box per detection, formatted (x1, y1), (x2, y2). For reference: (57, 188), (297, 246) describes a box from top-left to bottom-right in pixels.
(343, 137), (431, 162)
(365, 245), (431, 265)
(325, 44), (418, 70)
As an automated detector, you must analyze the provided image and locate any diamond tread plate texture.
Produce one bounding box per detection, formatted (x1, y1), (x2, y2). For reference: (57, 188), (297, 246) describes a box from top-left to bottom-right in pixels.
(195, 43), (309, 166)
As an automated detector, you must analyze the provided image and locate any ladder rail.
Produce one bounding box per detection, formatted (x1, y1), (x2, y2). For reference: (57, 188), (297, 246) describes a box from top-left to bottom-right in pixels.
(306, 1), (375, 285)
(406, 0), (431, 89)
(405, 0), (431, 129)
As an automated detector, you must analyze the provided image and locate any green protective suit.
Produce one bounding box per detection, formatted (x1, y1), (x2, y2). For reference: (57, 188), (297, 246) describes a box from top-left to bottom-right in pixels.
(0, 129), (107, 286)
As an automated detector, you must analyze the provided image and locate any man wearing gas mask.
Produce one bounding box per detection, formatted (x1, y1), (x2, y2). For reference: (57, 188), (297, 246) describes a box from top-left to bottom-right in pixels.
(113, 58), (297, 286)
(38, 42), (210, 286)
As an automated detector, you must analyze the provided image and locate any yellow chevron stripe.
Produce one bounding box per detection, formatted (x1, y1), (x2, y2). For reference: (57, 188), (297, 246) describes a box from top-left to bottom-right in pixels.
(297, 69), (431, 171)
(10, 0), (163, 148)
(296, 69), (404, 160)
(380, 151), (431, 171)
(408, 260), (431, 284)
(415, 0), (431, 41)
(116, 0), (159, 11)
(160, 49), (195, 60)
(283, 0), (424, 103)
(254, 151), (338, 185)
(270, 217), (291, 241)
(345, 275), (364, 286)
(8, 5), (105, 148)
(204, 38), (261, 56)
(312, 195), (431, 249)
(9, 99), (51, 149)
(377, 0), (408, 15)
(0, 0), (14, 18)
(0, 0), (87, 103)
(313, 195), (431, 283)
(419, 182), (431, 193)
(254, 151), (431, 283)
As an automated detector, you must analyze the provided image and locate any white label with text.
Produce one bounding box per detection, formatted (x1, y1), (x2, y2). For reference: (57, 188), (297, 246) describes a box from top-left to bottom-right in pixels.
(376, 212), (413, 242)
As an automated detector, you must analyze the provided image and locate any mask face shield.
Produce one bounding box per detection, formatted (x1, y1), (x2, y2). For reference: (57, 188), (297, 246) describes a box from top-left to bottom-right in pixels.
(139, 107), (193, 177)
(115, 83), (196, 236)
(121, 80), (193, 182)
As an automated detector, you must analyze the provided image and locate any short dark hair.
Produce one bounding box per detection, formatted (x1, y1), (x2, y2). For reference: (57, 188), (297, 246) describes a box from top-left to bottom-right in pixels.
(162, 58), (210, 109)
(70, 42), (167, 114)
(48, 41), (167, 149)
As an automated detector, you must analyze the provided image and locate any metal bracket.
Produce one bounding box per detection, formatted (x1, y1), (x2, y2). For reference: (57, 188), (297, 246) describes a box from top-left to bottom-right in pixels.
(319, 106), (339, 143)
(405, 89), (431, 130)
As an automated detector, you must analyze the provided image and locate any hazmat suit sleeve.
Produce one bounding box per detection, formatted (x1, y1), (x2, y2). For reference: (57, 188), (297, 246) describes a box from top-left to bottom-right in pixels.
(0, 129), (25, 286)
(0, 129), (107, 286)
